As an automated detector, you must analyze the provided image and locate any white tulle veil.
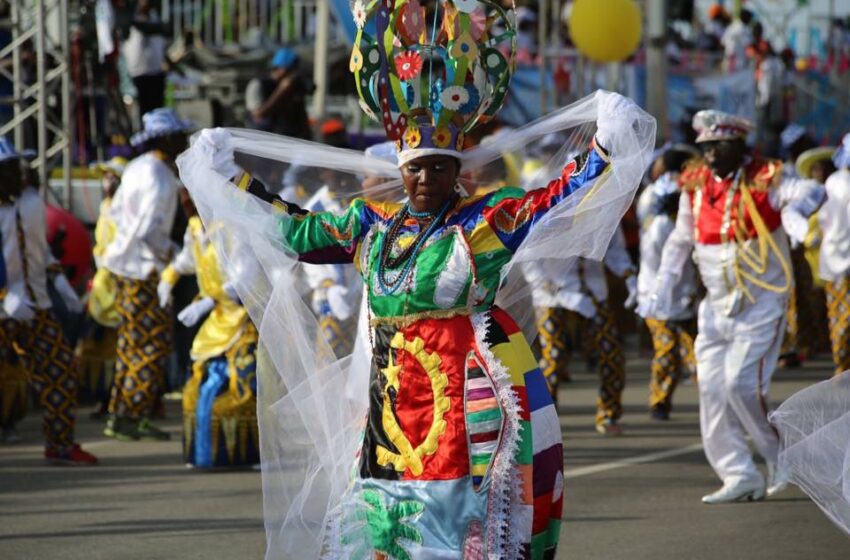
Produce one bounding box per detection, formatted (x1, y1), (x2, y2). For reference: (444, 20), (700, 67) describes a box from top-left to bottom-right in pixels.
(770, 371), (850, 537)
(176, 90), (655, 559)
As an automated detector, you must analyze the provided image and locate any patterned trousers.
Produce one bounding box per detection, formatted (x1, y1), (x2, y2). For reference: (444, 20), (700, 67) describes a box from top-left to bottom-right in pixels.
(109, 275), (173, 419)
(825, 277), (850, 375)
(535, 302), (625, 424)
(782, 247), (815, 358)
(0, 310), (78, 452)
(646, 318), (696, 411)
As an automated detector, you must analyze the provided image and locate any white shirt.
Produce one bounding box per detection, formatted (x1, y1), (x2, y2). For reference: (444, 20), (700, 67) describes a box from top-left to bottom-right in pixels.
(103, 152), (179, 280)
(658, 174), (824, 318)
(523, 227), (634, 318)
(637, 214), (696, 321)
(819, 169), (850, 282)
(122, 11), (167, 78)
(0, 188), (55, 312)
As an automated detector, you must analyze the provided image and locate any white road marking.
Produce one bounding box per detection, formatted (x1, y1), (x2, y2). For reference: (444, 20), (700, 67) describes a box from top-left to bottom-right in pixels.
(564, 442), (704, 479)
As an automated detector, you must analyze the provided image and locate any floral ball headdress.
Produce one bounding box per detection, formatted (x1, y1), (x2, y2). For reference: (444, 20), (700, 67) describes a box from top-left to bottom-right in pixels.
(350, 0), (517, 165)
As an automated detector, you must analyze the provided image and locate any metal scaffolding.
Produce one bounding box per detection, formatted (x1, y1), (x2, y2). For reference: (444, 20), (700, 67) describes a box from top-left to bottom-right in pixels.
(0, 0), (71, 206)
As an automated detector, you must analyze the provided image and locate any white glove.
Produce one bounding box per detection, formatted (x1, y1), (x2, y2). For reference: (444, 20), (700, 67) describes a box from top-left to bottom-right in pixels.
(782, 210), (810, 249)
(647, 272), (676, 319)
(53, 274), (83, 314)
(157, 279), (174, 309)
(595, 91), (640, 153)
(177, 296), (215, 327)
(3, 290), (35, 321)
(195, 128), (240, 179)
(326, 285), (353, 321)
(624, 275), (638, 310)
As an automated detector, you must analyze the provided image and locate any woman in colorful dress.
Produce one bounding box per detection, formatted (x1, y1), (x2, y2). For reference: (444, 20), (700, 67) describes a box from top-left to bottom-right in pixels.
(180, 1), (654, 557)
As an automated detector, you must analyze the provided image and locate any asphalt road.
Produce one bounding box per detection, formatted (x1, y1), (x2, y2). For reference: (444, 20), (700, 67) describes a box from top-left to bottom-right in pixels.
(1, 355), (847, 559)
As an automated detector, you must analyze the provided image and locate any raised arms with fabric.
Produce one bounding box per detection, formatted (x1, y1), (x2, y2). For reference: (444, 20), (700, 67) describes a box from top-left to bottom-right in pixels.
(177, 89), (656, 560)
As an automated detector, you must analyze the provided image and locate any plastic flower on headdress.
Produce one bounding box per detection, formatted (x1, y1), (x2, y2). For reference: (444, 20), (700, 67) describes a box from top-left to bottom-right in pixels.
(395, 51), (423, 80)
(440, 86), (470, 111)
(404, 125), (422, 148)
(432, 127), (453, 149)
(352, 0), (367, 29)
(398, 0), (426, 44)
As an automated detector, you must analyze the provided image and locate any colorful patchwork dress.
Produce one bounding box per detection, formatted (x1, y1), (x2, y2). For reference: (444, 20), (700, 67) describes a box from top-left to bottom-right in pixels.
(267, 144), (609, 559)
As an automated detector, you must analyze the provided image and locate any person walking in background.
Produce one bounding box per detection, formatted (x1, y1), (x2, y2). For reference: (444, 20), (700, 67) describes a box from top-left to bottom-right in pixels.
(102, 108), (192, 442)
(157, 189), (260, 469)
(0, 137), (97, 465)
(778, 124), (821, 367)
(817, 134), (850, 375)
(122, 0), (174, 126)
(245, 47), (311, 139)
(524, 227), (637, 435)
(78, 156), (127, 419)
(637, 146), (699, 421)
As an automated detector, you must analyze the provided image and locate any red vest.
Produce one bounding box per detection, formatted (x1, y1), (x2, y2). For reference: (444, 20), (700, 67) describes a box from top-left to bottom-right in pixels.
(680, 158), (783, 245)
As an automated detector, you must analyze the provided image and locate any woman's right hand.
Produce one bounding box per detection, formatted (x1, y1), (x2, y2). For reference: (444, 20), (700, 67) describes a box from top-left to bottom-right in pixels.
(195, 128), (240, 179)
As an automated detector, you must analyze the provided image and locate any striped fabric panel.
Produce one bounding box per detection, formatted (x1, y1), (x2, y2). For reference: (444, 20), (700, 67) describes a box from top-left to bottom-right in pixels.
(465, 351), (502, 491)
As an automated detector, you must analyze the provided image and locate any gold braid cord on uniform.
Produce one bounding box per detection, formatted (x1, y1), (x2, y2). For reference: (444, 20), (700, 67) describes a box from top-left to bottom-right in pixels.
(731, 184), (793, 303)
(825, 277), (850, 376)
(109, 275), (173, 418)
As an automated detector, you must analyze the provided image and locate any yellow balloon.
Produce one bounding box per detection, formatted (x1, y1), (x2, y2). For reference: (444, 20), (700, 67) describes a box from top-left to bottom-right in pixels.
(569, 0), (643, 63)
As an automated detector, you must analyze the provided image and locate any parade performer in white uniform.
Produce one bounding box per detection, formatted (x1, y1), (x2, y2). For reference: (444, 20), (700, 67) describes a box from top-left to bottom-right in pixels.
(818, 134), (850, 375)
(102, 108), (192, 441)
(653, 110), (825, 504)
(0, 137), (97, 465)
(524, 227), (636, 435)
(636, 172), (698, 420)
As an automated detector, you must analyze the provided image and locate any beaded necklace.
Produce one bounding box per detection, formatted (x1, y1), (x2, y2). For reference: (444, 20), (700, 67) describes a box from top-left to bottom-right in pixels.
(376, 197), (455, 296)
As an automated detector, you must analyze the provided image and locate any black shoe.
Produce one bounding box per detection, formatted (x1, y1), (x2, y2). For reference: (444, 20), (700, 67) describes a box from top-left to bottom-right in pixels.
(650, 406), (670, 421)
(104, 417), (140, 441)
(136, 418), (171, 441)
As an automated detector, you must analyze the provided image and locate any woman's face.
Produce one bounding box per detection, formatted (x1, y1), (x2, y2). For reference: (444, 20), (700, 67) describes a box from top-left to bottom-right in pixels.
(400, 155), (460, 214)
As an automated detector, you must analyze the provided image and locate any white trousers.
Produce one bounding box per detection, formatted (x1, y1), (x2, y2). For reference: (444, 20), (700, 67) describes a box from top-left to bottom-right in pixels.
(695, 297), (786, 485)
